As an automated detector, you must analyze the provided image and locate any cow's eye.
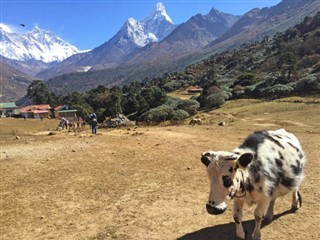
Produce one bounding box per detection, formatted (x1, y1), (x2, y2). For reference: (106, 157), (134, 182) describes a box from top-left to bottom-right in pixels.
(228, 167), (233, 173)
(222, 175), (233, 188)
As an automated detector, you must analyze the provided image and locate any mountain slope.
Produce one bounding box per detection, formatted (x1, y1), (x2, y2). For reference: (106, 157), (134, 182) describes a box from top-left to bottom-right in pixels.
(0, 25), (81, 63)
(0, 61), (35, 102)
(45, 0), (320, 95)
(36, 2), (176, 80)
(204, 0), (320, 53)
(120, 8), (240, 65)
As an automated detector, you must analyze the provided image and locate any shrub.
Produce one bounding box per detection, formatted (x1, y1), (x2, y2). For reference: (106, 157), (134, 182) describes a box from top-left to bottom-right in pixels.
(294, 75), (320, 93)
(203, 91), (228, 109)
(176, 99), (200, 115)
(139, 105), (174, 122)
(163, 81), (181, 92)
(234, 73), (258, 86)
(264, 84), (294, 98)
(171, 109), (190, 121)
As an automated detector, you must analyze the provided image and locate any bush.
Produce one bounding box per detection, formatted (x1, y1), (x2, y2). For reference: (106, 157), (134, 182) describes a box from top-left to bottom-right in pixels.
(163, 81), (182, 92)
(294, 75), (320, 93)
(139, 105), (174, 122)
(264, 84), (294, 98)
(203, 91), (228, 109)
(171, 109), (190, 121)
(176, 99), (200, 115)
(234, 73), (258, 86)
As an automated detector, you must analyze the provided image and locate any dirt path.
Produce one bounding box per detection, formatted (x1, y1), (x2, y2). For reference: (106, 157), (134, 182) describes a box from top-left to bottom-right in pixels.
(0, 104), (320, 240)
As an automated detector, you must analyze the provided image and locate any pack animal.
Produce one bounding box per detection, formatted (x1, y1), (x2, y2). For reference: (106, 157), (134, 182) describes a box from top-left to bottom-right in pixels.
(189, 118), (202, 126)
(200, 129), (305, 240)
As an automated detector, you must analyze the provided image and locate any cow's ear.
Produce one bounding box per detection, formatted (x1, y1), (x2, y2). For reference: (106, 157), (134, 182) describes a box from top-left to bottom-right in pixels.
(238, 153), (254, 168)
(201, 154), (211, 167)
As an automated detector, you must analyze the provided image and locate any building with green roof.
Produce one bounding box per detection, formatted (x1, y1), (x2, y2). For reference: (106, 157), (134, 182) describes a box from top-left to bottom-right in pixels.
(0, 102), (18, 117)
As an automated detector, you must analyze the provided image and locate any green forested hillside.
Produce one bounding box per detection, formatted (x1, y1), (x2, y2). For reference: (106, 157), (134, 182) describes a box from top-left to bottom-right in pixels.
(151, 12), (320, 105)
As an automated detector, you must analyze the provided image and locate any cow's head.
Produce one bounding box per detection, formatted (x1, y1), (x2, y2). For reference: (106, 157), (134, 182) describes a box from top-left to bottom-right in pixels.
(201, 150), (253, 215)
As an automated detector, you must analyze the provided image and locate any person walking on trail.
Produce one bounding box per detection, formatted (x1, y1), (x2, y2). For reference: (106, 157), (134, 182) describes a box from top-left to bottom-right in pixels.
(91, 118), (98, 134)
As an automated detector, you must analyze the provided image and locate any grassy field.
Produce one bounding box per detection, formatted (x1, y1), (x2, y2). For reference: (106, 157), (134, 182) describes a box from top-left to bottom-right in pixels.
(0, 98), (319, 240)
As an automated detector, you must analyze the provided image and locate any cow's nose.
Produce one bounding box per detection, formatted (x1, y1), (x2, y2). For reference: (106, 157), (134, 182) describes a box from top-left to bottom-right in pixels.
(206, 204), (226, 215)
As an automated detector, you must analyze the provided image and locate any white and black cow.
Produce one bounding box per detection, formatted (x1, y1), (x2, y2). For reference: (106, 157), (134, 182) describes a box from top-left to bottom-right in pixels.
(200, 129), (305, 240)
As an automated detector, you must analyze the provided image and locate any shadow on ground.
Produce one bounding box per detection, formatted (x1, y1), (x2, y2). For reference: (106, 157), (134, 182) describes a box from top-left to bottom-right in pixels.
(177, 209), (296, 240)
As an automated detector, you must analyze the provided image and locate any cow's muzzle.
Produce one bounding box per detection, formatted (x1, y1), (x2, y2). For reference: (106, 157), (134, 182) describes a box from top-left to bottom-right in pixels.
(206, 204), (226, 215)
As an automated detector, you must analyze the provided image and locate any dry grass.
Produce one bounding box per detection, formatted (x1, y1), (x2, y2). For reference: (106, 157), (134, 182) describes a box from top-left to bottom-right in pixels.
(0, 98), (319, 240)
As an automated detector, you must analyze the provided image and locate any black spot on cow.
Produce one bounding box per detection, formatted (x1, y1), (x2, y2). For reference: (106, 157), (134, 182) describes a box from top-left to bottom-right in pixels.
(262, 133), (285, 149)
(239, 131), (267, 151)
(249, 160), (261, 183)
(281, 176), (294, 188)
(291, 160), (302, 175)
(287, 142), (303, 158)
(228, 167), (233, 173)
(245, 181), (254, 192)
(240, 181), (245, 192)
(222, 175), (233, 188)
(278, 151), (284, 160)
(275, 158), (283, 168)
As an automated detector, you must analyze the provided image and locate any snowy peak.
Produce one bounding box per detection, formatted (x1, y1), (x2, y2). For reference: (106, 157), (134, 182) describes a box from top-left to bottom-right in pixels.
(146, 2), (173, 25)
(0, 23), (13, 33)
(0, 24), (81, 63)
(118, 2), (175, 47)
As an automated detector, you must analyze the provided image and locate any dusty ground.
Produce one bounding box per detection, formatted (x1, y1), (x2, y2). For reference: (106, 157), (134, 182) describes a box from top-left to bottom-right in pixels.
(0, 98), (319, 240)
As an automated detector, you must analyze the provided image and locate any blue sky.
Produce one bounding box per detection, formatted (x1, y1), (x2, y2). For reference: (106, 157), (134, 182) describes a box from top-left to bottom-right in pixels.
(1, 0), (281, 50)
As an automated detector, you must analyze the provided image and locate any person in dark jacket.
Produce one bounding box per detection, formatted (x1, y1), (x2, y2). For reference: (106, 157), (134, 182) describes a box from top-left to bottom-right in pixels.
(91, 118), (98, 134)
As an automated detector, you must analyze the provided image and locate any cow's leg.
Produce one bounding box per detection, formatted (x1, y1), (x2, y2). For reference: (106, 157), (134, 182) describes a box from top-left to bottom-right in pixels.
(233, 198), (246, 239)
(291, 189), (302, 211)
(252, 199), (270, 240)
(264, 198), (276, 224)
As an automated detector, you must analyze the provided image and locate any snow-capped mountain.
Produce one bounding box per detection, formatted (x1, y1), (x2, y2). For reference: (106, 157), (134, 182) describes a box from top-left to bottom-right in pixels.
(118, 2), (175, 48)
(36, 2), (176, 79)
(112, 3), (176, 51)
(0, 24), (81, 63)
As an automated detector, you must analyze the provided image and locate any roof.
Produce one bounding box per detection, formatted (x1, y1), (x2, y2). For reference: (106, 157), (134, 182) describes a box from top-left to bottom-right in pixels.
(19, 104), (51, 113)
(54, 105), (62, 111)
(56, 105), (77, 112)
(0, 102), (17, 109)
(33, 110), (49, 114)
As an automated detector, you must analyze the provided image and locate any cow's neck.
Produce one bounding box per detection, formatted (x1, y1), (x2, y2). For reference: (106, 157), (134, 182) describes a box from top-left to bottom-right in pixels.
(233, 169), (248, 199)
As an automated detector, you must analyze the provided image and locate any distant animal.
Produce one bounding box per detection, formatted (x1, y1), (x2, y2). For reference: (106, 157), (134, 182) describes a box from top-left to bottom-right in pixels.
(19, 24), (25, 27)
(218, 121), (226, 126)
(189, 118), (202, 126)
(200, 129), (305, 240)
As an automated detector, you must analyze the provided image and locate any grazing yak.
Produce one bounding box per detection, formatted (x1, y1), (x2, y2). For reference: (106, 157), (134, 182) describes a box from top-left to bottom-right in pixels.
(189, 118), (202, 126)
(200, 129), (305, 240)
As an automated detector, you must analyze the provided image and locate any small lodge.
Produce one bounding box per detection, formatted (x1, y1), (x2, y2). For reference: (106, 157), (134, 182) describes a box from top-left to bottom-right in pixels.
(19, 104), (51, 119)
(187, 86), (203, 94)
(54, 105), (78, 121)
(0, 102), (18, 117)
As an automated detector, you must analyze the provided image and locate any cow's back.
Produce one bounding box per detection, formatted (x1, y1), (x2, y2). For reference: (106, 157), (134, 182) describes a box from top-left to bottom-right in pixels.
(236, 129), (305, 199)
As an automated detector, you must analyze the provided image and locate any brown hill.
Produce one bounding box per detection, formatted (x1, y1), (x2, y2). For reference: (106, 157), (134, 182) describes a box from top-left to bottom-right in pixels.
(0, 61), (35, 102)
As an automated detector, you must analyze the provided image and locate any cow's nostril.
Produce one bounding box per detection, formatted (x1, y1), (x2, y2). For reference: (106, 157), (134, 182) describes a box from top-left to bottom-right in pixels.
(206, 204), (226, 215)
